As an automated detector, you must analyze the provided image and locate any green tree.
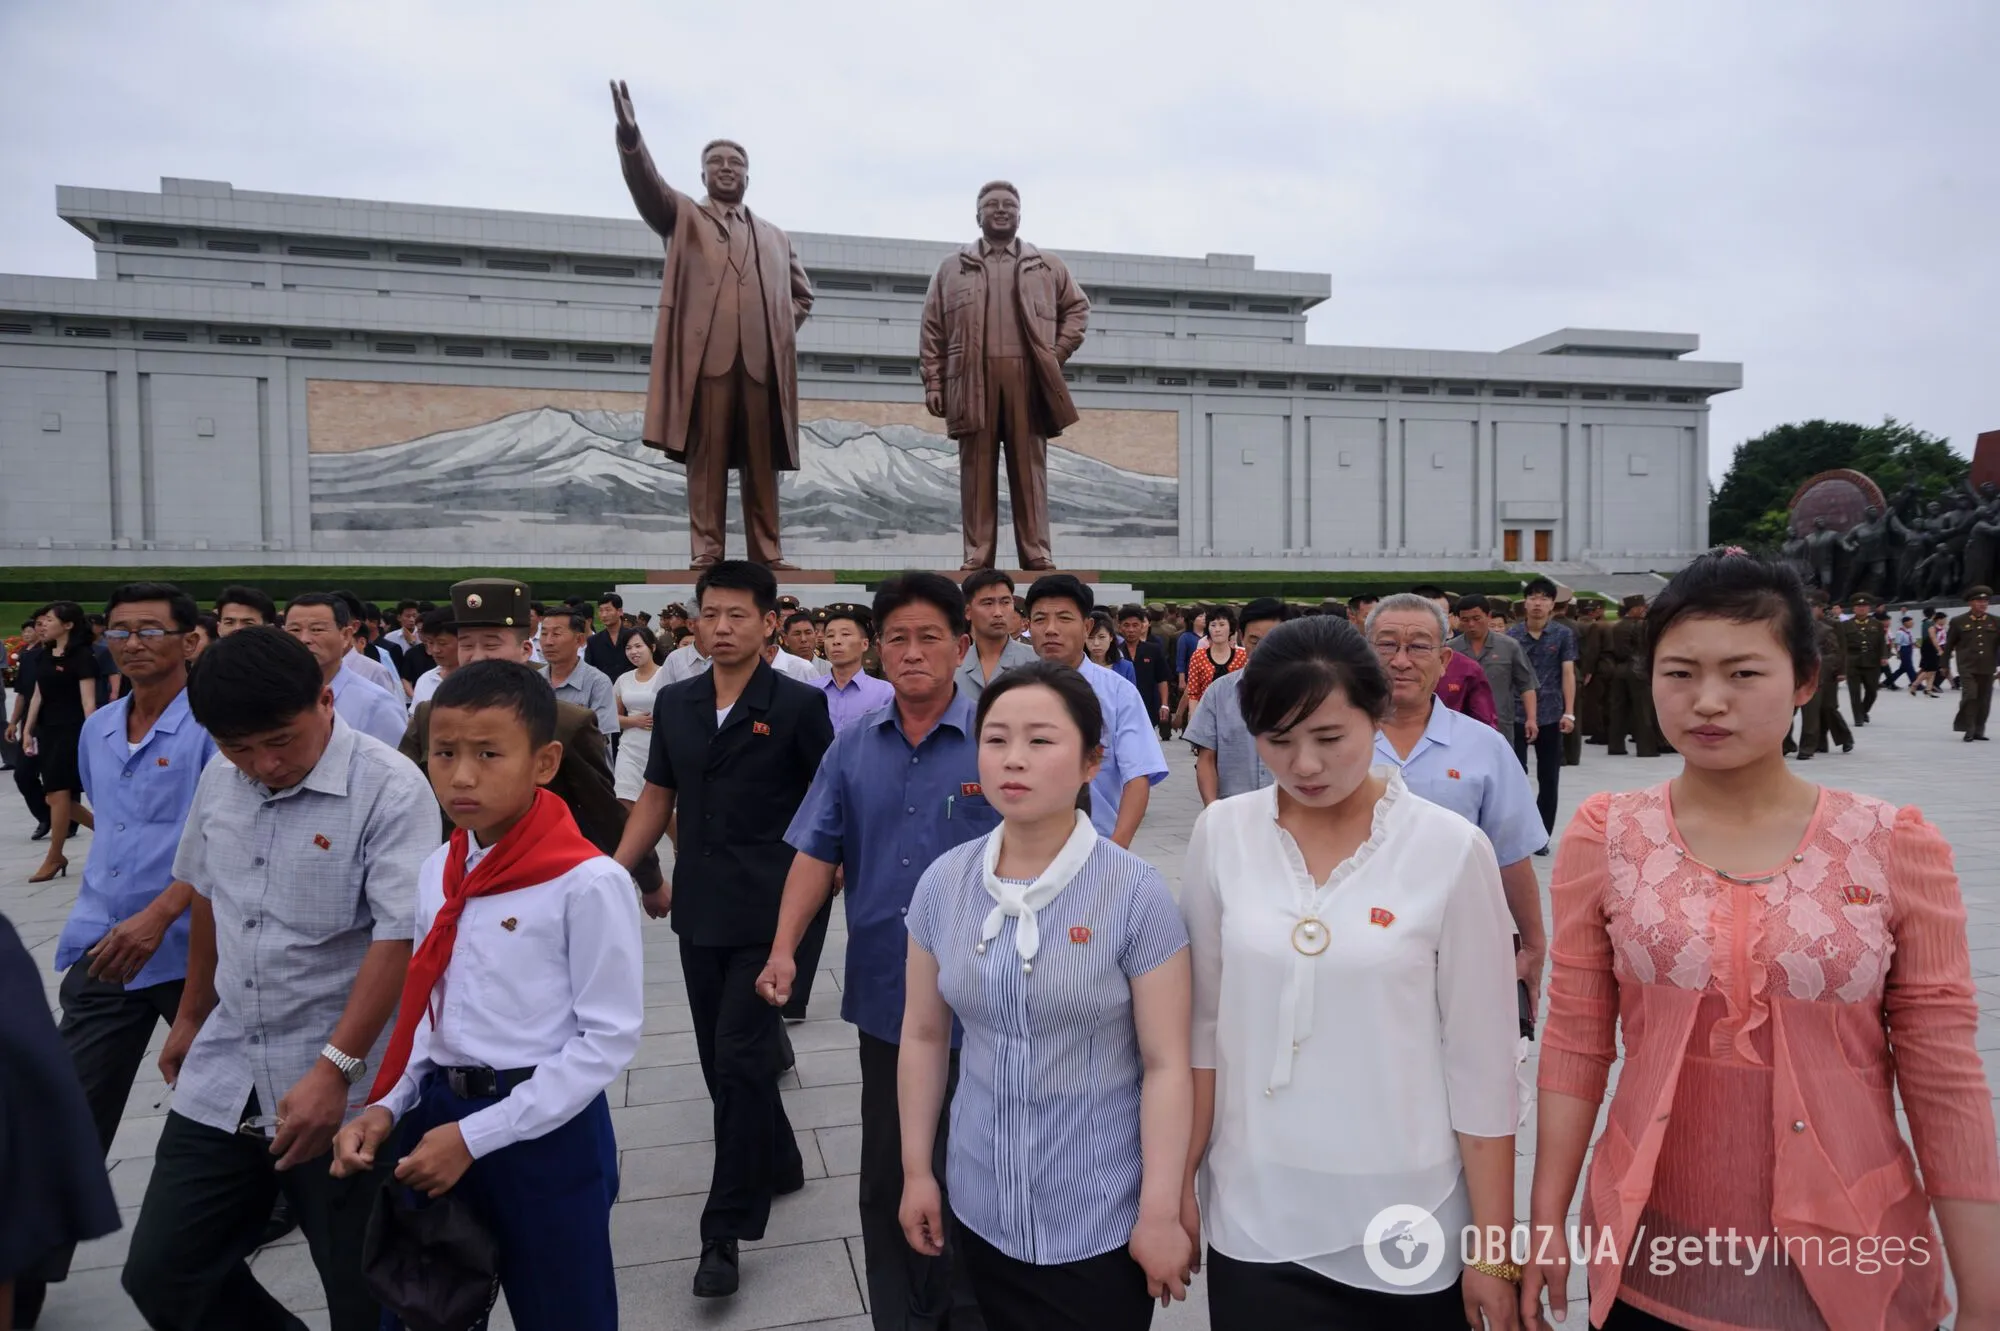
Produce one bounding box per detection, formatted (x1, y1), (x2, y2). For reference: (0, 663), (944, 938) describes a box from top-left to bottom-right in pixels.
(1709, 417), (1966, 547)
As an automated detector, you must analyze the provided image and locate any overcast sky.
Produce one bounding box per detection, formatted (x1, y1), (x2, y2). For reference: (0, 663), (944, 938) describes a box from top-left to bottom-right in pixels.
(3, 0), (1994, 483)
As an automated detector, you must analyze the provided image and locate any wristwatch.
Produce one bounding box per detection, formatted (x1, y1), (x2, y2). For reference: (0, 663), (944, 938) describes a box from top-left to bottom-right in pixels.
(320, 1042), (368, 1085)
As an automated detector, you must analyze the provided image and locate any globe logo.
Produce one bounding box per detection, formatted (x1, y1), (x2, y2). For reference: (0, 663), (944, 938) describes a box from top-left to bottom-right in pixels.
(1362, 1204), (1448, 1287)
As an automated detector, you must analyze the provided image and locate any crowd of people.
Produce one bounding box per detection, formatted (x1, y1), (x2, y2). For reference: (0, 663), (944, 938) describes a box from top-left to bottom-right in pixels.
(1, 553), (1998, 1331)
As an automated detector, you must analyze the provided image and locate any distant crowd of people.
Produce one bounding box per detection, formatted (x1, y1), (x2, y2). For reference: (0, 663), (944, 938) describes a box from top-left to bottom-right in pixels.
(2, 556), (1999, 1331)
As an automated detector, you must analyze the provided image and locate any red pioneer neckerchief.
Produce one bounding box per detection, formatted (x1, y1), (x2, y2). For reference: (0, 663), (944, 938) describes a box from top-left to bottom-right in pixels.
(367, 789), (600, 1103)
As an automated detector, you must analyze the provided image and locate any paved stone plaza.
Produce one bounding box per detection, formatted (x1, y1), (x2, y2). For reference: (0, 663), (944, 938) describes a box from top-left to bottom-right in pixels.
(10, 686), (2000, 1330)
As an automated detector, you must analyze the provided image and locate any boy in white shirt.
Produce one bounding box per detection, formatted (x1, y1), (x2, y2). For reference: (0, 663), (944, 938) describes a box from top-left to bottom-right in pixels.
(332, 659), (643, 1330)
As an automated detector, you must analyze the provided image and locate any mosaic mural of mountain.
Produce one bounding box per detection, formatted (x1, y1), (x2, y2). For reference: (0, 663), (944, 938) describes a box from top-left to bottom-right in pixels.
(309, 407), (1179, 558)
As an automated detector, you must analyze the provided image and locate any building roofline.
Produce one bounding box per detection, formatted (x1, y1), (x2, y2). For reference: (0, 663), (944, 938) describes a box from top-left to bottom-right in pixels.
(1502, 328), (1701, 358)
(55, 179), (1331, 302)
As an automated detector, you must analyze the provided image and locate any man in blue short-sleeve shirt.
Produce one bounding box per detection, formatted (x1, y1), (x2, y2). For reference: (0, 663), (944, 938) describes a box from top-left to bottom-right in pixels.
(759, 572), (995, 1330)
(29, 583), (216, 1317)
(1367, 593), (1549, 993)
(1024, 574), (1169, 845)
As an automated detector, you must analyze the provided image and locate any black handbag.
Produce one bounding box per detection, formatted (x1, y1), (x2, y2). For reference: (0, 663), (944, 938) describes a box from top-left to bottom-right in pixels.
(360, 1184), (502, 1331)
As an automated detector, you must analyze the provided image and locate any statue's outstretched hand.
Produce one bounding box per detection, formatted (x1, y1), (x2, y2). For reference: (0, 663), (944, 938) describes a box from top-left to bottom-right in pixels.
(610, 79), (639, 144)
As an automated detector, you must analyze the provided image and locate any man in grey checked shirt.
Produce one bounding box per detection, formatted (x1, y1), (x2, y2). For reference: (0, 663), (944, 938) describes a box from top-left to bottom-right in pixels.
(122, 627), (437, 1331)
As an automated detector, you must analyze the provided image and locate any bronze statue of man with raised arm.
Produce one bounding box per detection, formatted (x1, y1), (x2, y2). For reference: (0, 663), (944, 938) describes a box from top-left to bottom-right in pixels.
(611, 79), (813, 571)
(920, 181), (1090, 571)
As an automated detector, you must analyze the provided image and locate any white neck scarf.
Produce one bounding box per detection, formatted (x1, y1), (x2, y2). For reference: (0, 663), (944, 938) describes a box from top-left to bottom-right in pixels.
(979, 810), (1098, 961)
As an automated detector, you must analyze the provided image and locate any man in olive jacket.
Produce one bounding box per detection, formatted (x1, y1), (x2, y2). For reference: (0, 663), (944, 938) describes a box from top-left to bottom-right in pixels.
(919, 180), (1090, 571)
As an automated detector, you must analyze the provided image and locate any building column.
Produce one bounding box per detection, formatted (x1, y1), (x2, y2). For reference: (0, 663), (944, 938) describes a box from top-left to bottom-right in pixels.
(109, 347), (144, 544)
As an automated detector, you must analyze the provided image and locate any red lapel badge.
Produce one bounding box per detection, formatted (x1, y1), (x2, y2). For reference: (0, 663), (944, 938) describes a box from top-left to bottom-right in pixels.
(312, 833), (332, 851)
(1069, 925), (1091, 944)
(961, 782), (982, 797)
(1842, 884), (1873, 906)
(752, 720), (771, 736)
(156, 756), (171, 767)
(1446, 768), (1461, 780)
(1369, 907), (1396, 928)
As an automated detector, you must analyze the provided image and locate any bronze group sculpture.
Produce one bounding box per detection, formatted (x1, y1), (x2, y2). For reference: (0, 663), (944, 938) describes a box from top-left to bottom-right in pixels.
(919, 181), (1090, 570)
(612, 79), (813, 570)
(1786, 478), (2000, 604)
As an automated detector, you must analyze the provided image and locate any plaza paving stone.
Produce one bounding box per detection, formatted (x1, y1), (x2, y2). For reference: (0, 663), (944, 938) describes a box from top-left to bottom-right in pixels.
(8, 683), (1999, 1328)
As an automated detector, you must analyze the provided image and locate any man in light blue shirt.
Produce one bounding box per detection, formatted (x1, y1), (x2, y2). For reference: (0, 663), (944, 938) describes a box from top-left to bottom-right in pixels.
(1025, 574), (1169, 845)
(1367, 593), (1549, 990)
(32, 582), (216, 1314)
(809, 603), (895, 735)
(1187, 597), (1287, 803)
(285, 593), (410, 747)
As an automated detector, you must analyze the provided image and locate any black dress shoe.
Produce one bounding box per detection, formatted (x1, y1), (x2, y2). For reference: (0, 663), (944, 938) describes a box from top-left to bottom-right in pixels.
(693, 1238), (740, 1297)
(31, 818), (51, 841)
(1841, 742), (1854, 754)
(1966, 733), (1978, 743)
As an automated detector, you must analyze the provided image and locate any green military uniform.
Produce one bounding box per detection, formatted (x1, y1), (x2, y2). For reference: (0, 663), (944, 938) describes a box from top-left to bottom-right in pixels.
(1603, 597), (1658, 757)
(1797, 611), (1854, 759)
(399, 578), (665, 892)
(1577, 612), (1610, 745)
(1946, 587), (1998, 741)
(1839, 597), (1887, 724)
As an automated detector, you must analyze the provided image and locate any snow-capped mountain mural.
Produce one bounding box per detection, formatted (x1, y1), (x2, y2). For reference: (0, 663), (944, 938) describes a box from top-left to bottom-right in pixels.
(309, 407), (1178, 558)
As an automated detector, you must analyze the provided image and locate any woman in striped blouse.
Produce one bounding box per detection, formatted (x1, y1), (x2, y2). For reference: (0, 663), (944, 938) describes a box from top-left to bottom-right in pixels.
(899, 660), (1195, 1330)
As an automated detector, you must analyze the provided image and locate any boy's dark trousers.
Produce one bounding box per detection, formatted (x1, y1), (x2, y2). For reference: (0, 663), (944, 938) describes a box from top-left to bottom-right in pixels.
(383, 1075), (620, 1331)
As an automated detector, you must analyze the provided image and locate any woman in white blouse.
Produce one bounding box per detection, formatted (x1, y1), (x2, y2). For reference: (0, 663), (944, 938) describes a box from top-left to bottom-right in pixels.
(1179, 615), (1523, 1330)
(611, 627), (663, 806)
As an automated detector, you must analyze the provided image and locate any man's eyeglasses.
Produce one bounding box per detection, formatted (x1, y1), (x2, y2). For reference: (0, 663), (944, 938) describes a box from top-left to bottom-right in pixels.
(101, 628), (177, 642)
(1372, 638), (1437, 660)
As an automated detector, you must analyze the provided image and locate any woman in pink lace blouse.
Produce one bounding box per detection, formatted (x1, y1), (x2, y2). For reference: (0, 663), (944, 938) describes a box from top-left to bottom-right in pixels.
(1523, 552), (2000, 1331)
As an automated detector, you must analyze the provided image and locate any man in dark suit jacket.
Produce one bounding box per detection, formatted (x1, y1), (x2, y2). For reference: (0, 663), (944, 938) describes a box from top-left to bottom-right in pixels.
(400, 579), (663, 894)
(615, 561), (834, 1300)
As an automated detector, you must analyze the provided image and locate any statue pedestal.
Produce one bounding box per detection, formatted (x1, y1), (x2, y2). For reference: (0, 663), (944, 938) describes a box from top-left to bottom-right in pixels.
(643, 569), (838, 585)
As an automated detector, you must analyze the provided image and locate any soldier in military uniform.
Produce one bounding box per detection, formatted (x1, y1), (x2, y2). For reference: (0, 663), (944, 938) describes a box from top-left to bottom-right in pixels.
(1797, 597), (1855, 760)
(1841, 594), (1888, 724)
(1946, 585), (1997, 741)
(1575, 599), (1610, 753)
(1604, 595), (1659, 757)
(400, 579), (665, 893)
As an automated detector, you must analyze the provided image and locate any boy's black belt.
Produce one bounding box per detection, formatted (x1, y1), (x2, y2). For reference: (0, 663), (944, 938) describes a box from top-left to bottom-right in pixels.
(441, 1065), (536, 1098)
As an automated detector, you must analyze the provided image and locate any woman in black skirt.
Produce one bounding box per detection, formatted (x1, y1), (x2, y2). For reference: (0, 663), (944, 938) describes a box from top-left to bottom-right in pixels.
(1916, 608), (1945, 695)
(23, 602), (100, 883)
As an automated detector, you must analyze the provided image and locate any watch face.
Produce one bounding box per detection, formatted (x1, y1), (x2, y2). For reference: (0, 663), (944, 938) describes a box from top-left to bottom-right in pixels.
(351, 1059), (369, 1084)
